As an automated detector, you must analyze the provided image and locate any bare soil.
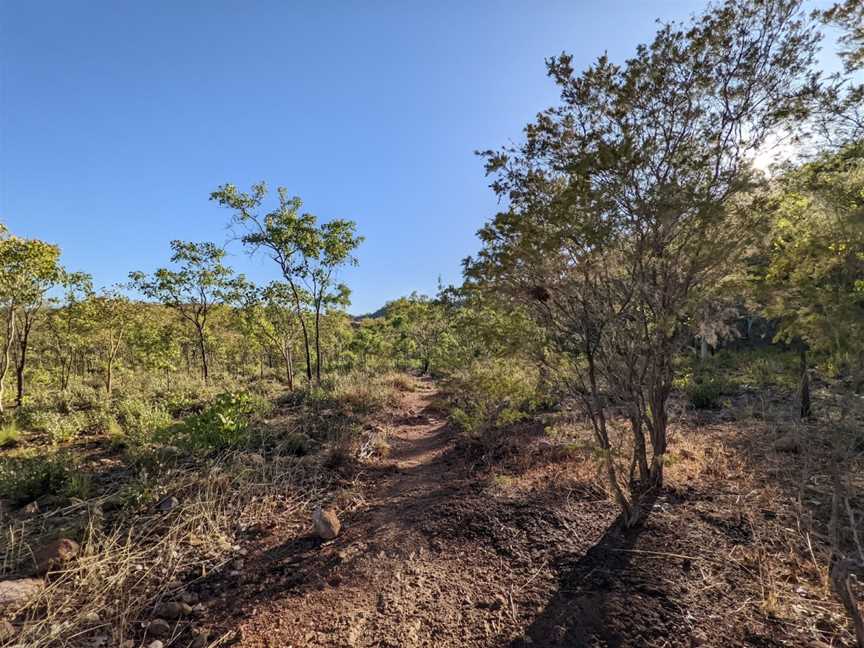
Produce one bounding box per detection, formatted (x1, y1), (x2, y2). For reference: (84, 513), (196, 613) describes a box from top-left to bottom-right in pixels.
(189, 378), (858, 648)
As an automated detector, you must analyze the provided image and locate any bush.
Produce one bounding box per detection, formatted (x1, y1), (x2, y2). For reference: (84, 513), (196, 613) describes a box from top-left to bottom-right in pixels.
(447, 359), (539, 435)
(0, 452), (83, 504)
(170, 392), (262, 452)
(0, 419), (20, 447)
(32, 411), (88, 444)
(685, 375), (726, 410)
(115, 398), (173, 444)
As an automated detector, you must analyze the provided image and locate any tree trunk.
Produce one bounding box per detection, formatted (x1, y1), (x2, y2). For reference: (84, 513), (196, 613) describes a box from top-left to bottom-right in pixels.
(700, 337), (709, 362)
(314, 302), (322, 385)
(799, 348), (811, 419)
(283, 346), (294, 391)
(196, 325), (209, 383)
(0, 308), (16, 415)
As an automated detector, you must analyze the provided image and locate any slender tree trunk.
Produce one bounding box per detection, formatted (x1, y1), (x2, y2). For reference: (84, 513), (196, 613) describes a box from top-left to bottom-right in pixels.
(314, 302), (322, 384)
(196, 324), (209, 383)
(0, 308), (16, 415)
(799, 348), (811, 419)
(282, 346), (294, 390)
(699, 337), (709, 362)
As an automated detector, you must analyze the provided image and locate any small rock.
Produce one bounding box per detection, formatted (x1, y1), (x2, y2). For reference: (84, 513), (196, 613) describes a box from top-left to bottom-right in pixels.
(191, 603), (206, 617)
(190, 628), (210, 648)
(32, 538), (80, 575)
(120, 641), (134, 648)
(102, 494), (125, 512)
(773, 433), (801, 454)
(180, 591), (199, 604)
(231, 558), (244, 570)
(157, 497), (179, 512)
(154, 601), (192, 619)
(312, 506), (340, 540)
(82, 611), (100, 624)
(147, 618), (171, 637)
(244, 453), (265, 466)
(0, 577), (42, 605)
(22, 501), (40, 515)
(0, 619), (16, 641)
(147, 641), (164, 648)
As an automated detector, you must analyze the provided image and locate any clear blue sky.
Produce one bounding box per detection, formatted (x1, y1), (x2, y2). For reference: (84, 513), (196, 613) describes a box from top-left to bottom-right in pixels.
(0, 0), (839, 313)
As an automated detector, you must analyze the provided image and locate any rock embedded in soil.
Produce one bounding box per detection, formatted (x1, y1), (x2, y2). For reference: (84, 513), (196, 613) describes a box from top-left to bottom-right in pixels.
(0, 577), (42, 606)
(157, 496), (180, 512)
(32, 538), (80, 574)
(313, 506), (341, 540)
(148, 618), (172, 637)
(155, 601), (192, 619)
(773, 433), (801, 453)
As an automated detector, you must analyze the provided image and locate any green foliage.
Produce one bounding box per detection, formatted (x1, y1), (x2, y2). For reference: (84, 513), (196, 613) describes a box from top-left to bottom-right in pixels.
(0, 419), (20, 447)
(0, 452), (83, 504)
(448, 359), (539, 435)
(115, 398), (173, 445)
(753, 142), (864, 376)
(171, 392), (261, 452)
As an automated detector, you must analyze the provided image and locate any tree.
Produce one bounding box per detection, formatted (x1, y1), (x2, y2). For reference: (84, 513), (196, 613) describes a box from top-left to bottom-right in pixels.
(468, 0), (819, 525)
(45, 271), (93, 392)
(385, 293), (448, 374)
(211, 183), (362, 384)
(0, 226), (62, 412)
(753, 142), (864, 400)
(130, 241), (245, 383)
(85, 288), (139, 395)
(241, 281), (303, 389)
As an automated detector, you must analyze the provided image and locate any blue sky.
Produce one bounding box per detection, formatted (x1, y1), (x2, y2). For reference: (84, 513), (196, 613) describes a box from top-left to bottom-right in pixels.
(0, 0), (841, 313)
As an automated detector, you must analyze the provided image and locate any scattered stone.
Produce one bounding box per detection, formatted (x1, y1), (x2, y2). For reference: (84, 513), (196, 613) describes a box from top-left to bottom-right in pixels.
(773, 433), (801, 454)
(120, 641), (134, 648)
(0, 619), (16, 641)
(22, 501), (39, 515)
(155, 601), (192, 619)
(244, 453), (265, 466)
(191, 603), (207, 617)
(147, 641), (164, 648)
(0, 577), (42, 606)
(102, 494), (125, 513)
(82, 611), (100, 624)
(157, 497), (180, 512)
(313, 506), (340, 540)
(32, 538), (80, 575)
(180, 591), (199, 604)
(147, 618), (171, 637)
(190, 627), (210, 648)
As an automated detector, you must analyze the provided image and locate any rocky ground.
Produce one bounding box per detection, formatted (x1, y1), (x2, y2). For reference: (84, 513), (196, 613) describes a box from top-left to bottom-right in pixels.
(184, 380), (858, 648)
(1, 377), (859, 647)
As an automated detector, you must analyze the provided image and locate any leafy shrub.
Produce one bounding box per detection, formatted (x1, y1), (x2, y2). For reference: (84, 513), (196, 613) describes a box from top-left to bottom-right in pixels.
(31, 411), (88, 444)
(115, 398), (173, 444)
(686, 377), (725, 410)
(448, 359), (539, 435)
(170, 392), (261, 452)
(0, 419), (20, 448)
(0, 452), (80, 504)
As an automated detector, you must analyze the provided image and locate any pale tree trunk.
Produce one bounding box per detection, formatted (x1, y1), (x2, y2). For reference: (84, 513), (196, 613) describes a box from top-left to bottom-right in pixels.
(0, 308), (16, 414)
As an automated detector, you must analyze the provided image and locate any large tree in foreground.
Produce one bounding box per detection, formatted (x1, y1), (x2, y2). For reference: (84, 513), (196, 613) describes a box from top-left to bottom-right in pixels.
(467, 0), (819, 525)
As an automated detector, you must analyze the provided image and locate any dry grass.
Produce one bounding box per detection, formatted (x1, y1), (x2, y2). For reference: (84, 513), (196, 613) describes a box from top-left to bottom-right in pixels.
(1, 450), (334, 647)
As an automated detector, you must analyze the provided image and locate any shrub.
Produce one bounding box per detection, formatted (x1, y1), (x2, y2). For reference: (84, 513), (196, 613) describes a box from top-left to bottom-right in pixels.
(686, 377), (725, 410)
(170, 392), (261, 452)
(448, 359), (539, 435)
(34, 412), (88, 444)
(0, 452), (79, 504)
(115, 398), (173, 444)
(0, 419), (20, 448)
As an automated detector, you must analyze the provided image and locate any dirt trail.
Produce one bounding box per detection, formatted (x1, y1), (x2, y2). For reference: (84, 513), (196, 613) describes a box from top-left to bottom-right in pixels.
(195, 379), (827, 648)
(202, 377), (611, 648)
